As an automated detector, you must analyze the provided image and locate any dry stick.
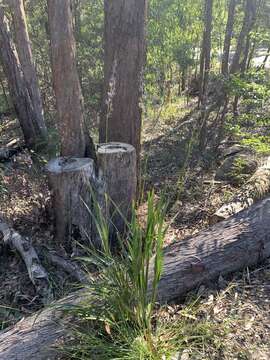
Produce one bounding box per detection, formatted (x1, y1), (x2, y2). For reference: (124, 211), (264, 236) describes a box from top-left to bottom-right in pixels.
(45, 251), (88, 283)
(0, 219), (52, 303)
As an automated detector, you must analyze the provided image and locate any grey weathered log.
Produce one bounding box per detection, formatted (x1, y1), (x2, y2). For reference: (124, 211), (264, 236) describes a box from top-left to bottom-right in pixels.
(154, 196), (270, 303)
(212, 159), (270, 223)
(97, 143), (137, 240)
(46, 157), (105, 253)
(0, 290), (87, 360)
(2, 197), (270, 358)
(0, 219), (51, 303)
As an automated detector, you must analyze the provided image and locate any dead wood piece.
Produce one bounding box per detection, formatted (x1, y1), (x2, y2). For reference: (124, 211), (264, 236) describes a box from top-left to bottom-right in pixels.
(0, 290), (86, 360)
(212, 162), (270, 223)
(152, 196), (270, 302)
(1, 197), (270, 358)
(46, 251), (88, 283)
(0, 219), (51, 303)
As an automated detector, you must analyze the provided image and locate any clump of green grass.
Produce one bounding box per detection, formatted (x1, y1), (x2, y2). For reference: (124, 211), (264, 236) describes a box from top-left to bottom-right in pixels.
(63, 191), (167, 359)
(62, 192), (229, 359)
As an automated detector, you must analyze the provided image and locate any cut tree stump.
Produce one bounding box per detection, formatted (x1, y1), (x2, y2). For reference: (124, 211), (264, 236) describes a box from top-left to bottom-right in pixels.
(0, 219), (51, 303)
(212, 159), (270, 223)
(1, 196), (270, 358)
(97, 143), (137, 241)
(46, 157), (105, 253)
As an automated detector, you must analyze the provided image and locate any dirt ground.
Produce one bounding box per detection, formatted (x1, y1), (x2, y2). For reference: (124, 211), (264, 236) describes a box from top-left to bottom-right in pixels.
(0, 108), (269, 358)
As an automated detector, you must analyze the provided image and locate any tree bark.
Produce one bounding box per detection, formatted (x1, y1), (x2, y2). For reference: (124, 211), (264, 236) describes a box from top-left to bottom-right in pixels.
(0, 9), (47, 149)
(221, 0), (237, 75)
(1, 196), (270, 358)
(47, 0), (95, 158)
(46, 157), (105, 253)
(97, 143), (137, 242)
(99, 0), (147, 166)
(9, 0), (47, 141)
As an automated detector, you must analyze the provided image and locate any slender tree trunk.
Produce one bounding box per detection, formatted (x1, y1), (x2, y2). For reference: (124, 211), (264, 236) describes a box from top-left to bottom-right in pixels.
(240, 33), (251, 72)
(178, 68), (182, 96)
(222, 0), (237, 75)
(230, 0), (256, 74)
(0, 9), (46, 149)
(181, 68), (186, 92)
(47, 0), (95, 158)
(9, 0), (47, 141)
(246, 39), (257, 69)
(198, 35), (205, 107)
(100, 0), (147, 166)
(201, 0), (213, 100)
(199, 0), (213, 150)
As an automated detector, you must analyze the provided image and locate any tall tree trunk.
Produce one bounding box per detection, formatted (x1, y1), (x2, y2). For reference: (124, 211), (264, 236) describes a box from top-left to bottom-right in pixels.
(246, 39), (257, 69)
(222, 0), (237, 75)
(9, 0), (47, 141)
(181, 68), (186, 92)
(47, 0), (95, 158)
(0, 9), (46, 149)
(100, 0), (147, 166)
(199, 0), (213, 106)
(199, 0), (213, 150)
(230, 0), (256, 74)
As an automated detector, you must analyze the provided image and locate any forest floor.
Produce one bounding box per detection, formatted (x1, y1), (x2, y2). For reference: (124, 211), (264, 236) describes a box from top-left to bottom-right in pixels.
(0, 101), (270, 358)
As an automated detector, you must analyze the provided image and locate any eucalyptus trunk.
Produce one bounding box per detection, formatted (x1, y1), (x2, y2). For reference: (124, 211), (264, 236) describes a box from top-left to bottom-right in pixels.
(9, 0), (47, 141)
(0, 9), (46, 149)
(47, 0), (95, 158)
(100, 0), (147, 166)
(230, 0), (256, 74)
(222, 0), (237, 75)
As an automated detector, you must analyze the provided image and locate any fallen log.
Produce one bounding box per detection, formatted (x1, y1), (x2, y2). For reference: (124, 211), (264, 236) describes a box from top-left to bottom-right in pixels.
(0, 219), (52, 304)
(212, 159), (270, 223)
(0, 291), (87, 360)
(1, 197), (270, 358)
